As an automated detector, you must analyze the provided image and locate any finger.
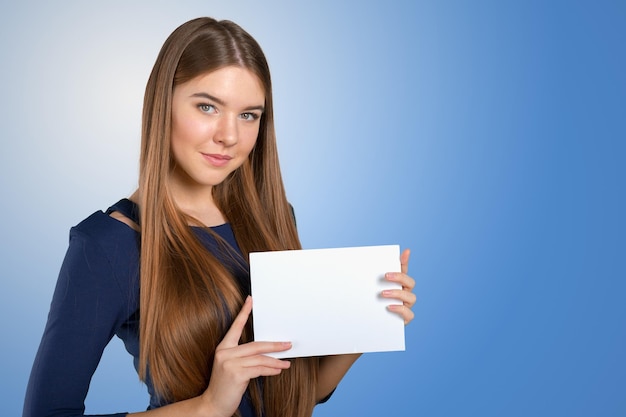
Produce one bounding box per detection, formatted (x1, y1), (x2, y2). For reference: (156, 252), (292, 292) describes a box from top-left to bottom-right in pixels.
(218, 349), (292, 382)
(381, 289), (417, 307)
(238, 354), (292, 370)
(385, 272), (416, 291)
(223, 341), (293, 358)
(219, 296), (253, 348)
(387, 304), (415, 325)
(238, 364), (290, 380)
(217, 360), (290, 388)
(400, 248), (410, 275)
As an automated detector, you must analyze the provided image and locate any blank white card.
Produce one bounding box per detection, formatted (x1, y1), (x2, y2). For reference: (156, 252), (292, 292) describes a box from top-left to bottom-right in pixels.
(249, 245), (405, 358)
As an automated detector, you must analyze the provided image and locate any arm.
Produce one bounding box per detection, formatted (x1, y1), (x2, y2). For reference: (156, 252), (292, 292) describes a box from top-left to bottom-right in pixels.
(23, 227), (131, 417)
(25, 224), (291, 417)
(315, 249), (416, 403)
(128, 296), (292, 417)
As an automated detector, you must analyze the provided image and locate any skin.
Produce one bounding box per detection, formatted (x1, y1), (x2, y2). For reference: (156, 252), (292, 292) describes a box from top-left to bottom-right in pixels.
(169, 65), (265, 226)
(125, 66), (417, 417)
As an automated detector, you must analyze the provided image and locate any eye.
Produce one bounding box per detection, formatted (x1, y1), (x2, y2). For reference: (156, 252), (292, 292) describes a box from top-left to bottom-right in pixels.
(240, 112), (260, 122)
(198, 104), (217, 114)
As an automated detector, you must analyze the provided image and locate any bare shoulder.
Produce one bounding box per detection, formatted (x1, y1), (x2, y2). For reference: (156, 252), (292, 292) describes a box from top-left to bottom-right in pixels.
(109, 210), (140, 232)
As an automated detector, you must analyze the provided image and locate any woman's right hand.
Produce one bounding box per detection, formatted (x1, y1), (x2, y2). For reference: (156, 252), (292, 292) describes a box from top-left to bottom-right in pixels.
(200, 296), (292, 417)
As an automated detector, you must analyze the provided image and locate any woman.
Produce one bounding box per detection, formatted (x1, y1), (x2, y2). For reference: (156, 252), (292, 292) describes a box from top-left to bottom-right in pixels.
(23, 17), (416, 417)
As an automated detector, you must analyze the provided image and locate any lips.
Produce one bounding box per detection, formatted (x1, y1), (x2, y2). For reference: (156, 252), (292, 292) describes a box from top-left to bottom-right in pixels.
(201, 153), (232, 167)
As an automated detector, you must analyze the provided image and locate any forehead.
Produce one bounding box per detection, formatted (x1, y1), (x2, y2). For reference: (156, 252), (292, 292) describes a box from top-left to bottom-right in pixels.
(174, 66), (265, 105)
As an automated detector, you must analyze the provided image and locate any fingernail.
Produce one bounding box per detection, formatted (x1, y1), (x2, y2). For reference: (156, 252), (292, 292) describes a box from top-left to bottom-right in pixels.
(281, 342), (292, 347)
(386, 273), (397, 280)
(382, 290), (392, 297)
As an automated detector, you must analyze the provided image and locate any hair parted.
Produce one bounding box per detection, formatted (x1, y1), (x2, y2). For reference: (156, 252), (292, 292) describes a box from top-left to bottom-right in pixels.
(138, 17), (317, 417)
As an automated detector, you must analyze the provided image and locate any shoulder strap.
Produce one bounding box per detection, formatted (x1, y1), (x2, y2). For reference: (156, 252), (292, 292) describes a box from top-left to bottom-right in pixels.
(106, 198), (140, 225)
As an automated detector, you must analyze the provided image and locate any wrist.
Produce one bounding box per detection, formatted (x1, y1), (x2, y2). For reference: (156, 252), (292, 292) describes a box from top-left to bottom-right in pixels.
(197, 391), (226, 417)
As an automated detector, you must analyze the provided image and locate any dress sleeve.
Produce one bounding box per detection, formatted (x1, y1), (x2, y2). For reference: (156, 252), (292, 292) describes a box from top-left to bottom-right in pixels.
(23, 227), (131, 417)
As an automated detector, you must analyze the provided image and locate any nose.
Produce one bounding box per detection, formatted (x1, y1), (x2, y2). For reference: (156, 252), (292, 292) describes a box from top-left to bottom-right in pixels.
(214, 114), (238, 146)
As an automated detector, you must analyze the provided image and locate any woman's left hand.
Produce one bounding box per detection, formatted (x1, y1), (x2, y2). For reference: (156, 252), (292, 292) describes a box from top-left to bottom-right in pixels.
(382, 249), (416, 325)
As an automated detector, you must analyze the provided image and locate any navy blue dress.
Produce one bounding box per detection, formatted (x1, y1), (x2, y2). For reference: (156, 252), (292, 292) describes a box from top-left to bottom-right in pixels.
(23, 199), (256, 417)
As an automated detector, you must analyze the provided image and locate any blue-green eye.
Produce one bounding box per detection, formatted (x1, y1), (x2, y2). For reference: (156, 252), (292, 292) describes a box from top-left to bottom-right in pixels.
(198, 104), (217, 113)
(240, 112), (260, 121)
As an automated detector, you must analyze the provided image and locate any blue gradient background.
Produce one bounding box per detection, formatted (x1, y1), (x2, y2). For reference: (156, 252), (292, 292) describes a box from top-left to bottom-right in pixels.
(2, 1), (625, 416)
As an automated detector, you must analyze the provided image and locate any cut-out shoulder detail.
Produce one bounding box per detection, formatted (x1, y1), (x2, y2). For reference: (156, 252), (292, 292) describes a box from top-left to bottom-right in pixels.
(109, 210), (141, 232)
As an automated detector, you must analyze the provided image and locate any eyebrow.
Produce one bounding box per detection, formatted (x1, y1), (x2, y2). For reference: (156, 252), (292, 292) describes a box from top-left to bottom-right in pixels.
(190, 92), (265, 112)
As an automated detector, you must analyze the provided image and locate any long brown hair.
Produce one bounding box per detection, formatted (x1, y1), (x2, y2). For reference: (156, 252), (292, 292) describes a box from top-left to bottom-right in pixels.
(138, 17), (317, 417)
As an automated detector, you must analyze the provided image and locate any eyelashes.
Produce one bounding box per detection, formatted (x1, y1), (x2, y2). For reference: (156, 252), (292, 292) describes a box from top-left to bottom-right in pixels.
(197, 103), (261, 121)
(240, 112), (260, 121)
(198, 103), (217, 114)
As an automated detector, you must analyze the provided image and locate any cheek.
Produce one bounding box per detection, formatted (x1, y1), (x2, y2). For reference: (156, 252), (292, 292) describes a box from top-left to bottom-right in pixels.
(169, 124), (187, 163)
(172, 115), (212, 147)
(240, 126), (260, 154)
(170, 116), (204, 168)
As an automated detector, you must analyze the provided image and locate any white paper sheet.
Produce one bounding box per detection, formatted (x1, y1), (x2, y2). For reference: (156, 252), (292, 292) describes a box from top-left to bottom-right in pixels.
(249, 245), (405, 358)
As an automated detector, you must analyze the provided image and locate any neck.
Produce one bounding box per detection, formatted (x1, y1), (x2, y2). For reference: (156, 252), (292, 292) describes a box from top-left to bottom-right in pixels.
(167, 173), (226, 227)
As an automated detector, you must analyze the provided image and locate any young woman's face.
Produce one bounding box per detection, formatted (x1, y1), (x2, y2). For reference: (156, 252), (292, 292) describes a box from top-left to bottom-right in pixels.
(169, 66), (265, 192)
